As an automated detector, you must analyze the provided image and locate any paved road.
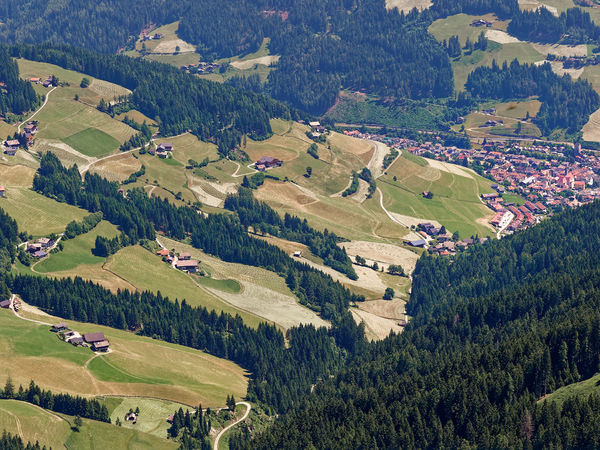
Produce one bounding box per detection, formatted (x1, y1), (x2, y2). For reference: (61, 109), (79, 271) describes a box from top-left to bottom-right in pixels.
(213, 402), (251, 450)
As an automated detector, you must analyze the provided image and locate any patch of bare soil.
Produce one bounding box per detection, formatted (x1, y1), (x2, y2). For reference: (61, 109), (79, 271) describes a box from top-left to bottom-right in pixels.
(535, 60), (584, 79)
(351, 308), (403, 340)
(385, 0), (432, 12)
(341, 240), (419, 274)
(153, 39), (196, 54)
(359, 298), (406, 320)
(583, 108), (600, 142)
(230, 55), (280, 70)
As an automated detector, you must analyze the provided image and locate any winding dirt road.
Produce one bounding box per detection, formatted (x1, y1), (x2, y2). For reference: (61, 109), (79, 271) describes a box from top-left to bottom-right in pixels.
(18, 86), (57, 133)
(213, 402), (251, 450)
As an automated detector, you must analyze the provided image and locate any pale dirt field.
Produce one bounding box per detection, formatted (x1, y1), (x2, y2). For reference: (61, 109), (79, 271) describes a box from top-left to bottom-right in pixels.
(341, 240), (419, 274)
(0, 163), (36, 186)
(351, 308), (403, 340)
(385, 0), (432, 12)
(90, 153), (142, 182)
(368, 140), (391, 179)
(230, 55), (280, 70)
(206, 282), (329, 330)
(89, 79), (131, 98)
(535, 60), (584, 79)
(188, 179), (237, 207)
(302, 258), (389, 294)
(349, 178), (371, 203)
(153, 39), (196, 54)
(531, 43), (588, 57)
(583, 108), (600, 142)
(359, 298), (406, 320)
(518, 0), (558, 16)
(426, 159), (474, 179)
(485, 30), (523, 44)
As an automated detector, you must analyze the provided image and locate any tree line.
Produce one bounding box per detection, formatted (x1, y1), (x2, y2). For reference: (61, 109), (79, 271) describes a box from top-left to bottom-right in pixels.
(465, 59), (600, 134)
(1, 378), (110, 423)
(224, 187), (357, 279)
(0, 46), (40, 118)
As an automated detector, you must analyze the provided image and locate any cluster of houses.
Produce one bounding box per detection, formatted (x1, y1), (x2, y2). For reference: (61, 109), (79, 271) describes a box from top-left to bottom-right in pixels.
(0, 297), (19, 311)
(304, 120), (326, 140)
(30, 76), (54, 88)
(347, 126), (600, 232)
(141, 32), (163, 41)
(407, 222), (488, 254)
(157, 248), (199, 273)
(3, 121), (38, 155)
(180, 62), (221, 74)
(545, 54), (600, 70)
(148, 142), (173, 158)
(26, 237), (55, 259)
(51, 323), (110, 352)
(254, 156), (282, 171)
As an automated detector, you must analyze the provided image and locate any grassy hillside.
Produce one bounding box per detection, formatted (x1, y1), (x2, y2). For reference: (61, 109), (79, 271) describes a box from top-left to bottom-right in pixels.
(379, 153), (496, 238)
(64, 411), (177, 449)
(0, 187), (88, 236)
(35, 220), (120, 273)
(103, 245), (265, 328)
(0, 307), (247, 407)
(542, 373), (600, 406)
(0, 399), (72, 449)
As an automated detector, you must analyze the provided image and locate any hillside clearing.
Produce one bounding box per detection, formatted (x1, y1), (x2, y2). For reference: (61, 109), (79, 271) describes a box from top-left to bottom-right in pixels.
(535, 60), (584, 79)
(341, 241), (419, 274)
(154, 39), (196, 54)
(351, 308), (403, 340)
(104, 245), (264, 327)
(0, 187), (88, 236)
(385, 0), (432, 12)
(0, 163), (36, 187)
(0, 307), (247, 406)
(230, 55), (280, 70)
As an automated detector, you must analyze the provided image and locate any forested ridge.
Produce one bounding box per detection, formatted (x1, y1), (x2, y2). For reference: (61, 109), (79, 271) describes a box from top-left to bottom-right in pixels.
(231, 201), (600, 448)
(466, 59), (600, 134)
(8, 43), (291, 154)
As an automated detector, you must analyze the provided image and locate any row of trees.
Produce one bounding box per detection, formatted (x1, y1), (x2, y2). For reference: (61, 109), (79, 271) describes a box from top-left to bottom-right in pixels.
(224, 187), (357, 279)
(466, 59), (600, 134)
(2, 378), (110, 422)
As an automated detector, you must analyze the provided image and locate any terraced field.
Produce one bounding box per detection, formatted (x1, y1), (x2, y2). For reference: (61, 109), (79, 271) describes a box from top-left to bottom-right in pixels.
(0, 307), (247, 407)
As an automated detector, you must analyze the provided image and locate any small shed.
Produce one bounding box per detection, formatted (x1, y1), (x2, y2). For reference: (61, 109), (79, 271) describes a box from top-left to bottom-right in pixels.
(51, 322), (68, 332)
(92, 340), (110, 352)
(408, 239), (427, 248)
(0, 186), (5, 197)
(293, 251), (302, 257)
(179, 252), (191, 260)
(33, 250), (47, 258)
(0, 299), (10, 308)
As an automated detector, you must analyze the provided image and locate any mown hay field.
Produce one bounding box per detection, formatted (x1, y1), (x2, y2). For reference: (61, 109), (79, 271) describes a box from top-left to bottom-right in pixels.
(0, 187), (88, 236)
(0, 307), (248, 407)
(104, 245), (264, 328)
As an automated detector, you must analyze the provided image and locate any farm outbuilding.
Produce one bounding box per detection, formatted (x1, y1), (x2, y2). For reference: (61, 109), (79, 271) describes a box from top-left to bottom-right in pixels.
(51, 322), (68, 332)
(83, 332), (106, 344)
(0, 299), (10, 308)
